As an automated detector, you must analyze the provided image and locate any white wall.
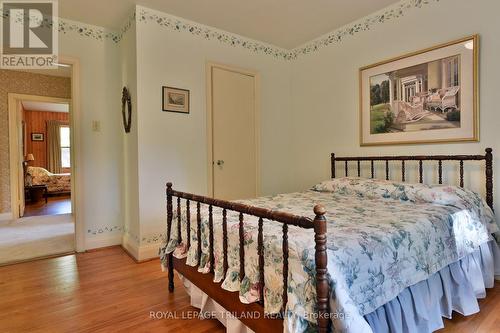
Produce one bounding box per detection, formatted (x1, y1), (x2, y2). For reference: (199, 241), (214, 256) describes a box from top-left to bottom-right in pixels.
(119, 19), (141, 253)
(290, 0), (500, 215)
(134, 6), (294, 248)
(59, 21), (124, 249)
(30, 0), (498, 255)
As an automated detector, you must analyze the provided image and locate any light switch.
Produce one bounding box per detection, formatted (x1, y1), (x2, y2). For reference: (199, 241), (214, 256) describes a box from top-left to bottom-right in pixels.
(92, 120), (101, 132)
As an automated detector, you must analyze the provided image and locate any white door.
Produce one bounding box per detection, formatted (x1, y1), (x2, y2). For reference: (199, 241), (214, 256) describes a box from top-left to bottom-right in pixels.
(211, 66), (258, 200)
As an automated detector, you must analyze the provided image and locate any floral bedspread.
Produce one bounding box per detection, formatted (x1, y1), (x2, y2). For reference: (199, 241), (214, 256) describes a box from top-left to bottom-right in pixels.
(160, 177), (498, 333)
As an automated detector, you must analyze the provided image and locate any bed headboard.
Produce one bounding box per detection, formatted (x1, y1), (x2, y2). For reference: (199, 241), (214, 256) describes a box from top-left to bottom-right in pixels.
(331, 148), (494, 210)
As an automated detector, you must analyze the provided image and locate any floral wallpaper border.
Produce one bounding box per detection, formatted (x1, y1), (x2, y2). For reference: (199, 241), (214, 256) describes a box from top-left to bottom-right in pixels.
(142, 232), (166, 245)
(59, 19), (120, 42)
(136, 7), (292, 60)
(135, 0), (441, 60)
(123, 228), (165, 246)
(114, 10), (136, 43)
(87, 225), (164, 247)
(58, 9), (135, 43)
(10, 0), (440, 57)
(290, 0), (441, 58)
(87, 225), (123, 235)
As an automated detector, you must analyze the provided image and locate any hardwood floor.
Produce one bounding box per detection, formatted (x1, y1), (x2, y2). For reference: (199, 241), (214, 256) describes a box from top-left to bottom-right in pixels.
(439, 282), (500, 333)
(0, 247), (498, 333)
(0, 247), (224, 333)
(24, 196), (72, 217)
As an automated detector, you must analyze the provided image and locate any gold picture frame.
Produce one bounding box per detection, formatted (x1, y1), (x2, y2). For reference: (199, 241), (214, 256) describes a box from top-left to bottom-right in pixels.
(359, 35), (479, 146)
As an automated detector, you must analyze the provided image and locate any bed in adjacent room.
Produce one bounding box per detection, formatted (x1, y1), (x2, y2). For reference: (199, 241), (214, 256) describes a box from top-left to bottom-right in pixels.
(160, 149), (499, 333)
(27, 166), (71, 194)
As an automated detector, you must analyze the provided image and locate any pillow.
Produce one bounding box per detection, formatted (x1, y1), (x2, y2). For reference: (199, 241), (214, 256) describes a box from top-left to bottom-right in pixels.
(312, 177), (488, 207)
(312, 177), (409, 201)
(313, 177), (497, 235)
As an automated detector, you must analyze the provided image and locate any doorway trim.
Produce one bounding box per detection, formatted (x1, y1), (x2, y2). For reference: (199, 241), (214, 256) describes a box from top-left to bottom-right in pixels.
(8, 93), (71, 218)
(205, 62), (261, 198)
(7, 55), (84, 252)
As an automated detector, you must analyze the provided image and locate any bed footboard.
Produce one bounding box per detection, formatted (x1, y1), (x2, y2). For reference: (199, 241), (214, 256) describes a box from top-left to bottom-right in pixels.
(165, 183), (331, 333)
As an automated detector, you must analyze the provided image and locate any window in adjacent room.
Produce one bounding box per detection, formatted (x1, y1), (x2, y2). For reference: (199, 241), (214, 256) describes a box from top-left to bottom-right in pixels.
(60, 126), (71, 168)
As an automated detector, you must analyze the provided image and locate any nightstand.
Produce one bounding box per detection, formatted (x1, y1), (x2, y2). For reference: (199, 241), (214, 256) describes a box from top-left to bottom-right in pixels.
(27, 185), (48, 204)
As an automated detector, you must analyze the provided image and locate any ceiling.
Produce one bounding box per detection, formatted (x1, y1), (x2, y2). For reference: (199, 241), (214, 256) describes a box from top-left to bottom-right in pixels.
(22, 101), (69, 113)
(59, 0), (399, 49)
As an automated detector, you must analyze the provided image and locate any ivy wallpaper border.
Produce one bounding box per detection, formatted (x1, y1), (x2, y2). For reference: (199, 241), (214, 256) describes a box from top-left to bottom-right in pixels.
(136, 7), (292, 60)
(87, 225), (123, 236)
(19, 0), (441, 58)
(291, 0), (441, 58)
(87, 226), (165, 246)
(123, 229), (165, 246)
(57, 18), (119, 42)
(141, 232), (166, 245)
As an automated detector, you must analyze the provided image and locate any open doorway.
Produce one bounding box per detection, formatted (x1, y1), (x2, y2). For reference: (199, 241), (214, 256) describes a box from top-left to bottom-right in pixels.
(1, 63), (77, 265)
(22, 99), (72, 217)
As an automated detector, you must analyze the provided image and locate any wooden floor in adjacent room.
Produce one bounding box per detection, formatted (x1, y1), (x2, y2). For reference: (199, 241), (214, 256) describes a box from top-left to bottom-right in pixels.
(24, 195), (72, 217)
(0, 247), (498, 333)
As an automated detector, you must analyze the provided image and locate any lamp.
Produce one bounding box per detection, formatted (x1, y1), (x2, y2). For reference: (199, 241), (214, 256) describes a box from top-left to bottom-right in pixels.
(23, 154), (35, 187)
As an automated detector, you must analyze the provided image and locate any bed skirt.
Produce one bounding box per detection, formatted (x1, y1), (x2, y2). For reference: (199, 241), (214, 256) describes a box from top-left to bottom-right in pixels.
(364, 240), (500, 333)
(178, 240), (500, 333)
(179, 277), (256, 333)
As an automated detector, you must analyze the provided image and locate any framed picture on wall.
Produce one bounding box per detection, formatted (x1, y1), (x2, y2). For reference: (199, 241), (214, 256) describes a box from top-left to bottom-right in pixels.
(162, 86), (190, 114)
(359, 35), (479, 146)
(31, 133), (44, 141)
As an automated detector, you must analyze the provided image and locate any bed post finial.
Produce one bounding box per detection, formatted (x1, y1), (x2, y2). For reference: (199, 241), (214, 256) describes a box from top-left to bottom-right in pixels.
(485, 148), (493, 211)
(331, 153), (336, 178)
(166, 182), (175, 292)
(313, 205), (330, 333)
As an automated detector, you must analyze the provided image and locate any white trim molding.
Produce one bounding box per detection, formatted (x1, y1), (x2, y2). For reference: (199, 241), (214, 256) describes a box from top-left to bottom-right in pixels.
(137, 243), (161, 261)
(8, 93), (72, 220)
(85, 233), (122, 250)
(122, 233), (160, 261)
(122, 233), (140, 260)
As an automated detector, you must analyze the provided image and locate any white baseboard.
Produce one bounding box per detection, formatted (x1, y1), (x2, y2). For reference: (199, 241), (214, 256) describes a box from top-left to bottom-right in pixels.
(122, 233), (160, 261)
(85, 233), (122, 250)
(122, 233), (140, 259)
(0, 212), (13, 221)
(138, 242), (161, 261)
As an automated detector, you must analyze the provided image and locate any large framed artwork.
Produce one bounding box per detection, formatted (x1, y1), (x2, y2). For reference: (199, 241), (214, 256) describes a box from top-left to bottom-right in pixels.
(359, 35), (478, 146)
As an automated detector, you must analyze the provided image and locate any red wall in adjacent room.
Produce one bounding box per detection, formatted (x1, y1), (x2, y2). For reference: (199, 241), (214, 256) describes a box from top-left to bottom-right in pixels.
(24, 110), (69, 171)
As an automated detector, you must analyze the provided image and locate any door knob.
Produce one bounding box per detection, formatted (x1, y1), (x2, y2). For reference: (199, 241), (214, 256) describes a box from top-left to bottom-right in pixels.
(216, 160), (224, 166)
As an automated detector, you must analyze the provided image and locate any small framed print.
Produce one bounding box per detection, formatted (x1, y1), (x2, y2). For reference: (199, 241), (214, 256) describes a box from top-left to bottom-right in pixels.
(31, 133), (44, 141)
(162, 86), (190, 114)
